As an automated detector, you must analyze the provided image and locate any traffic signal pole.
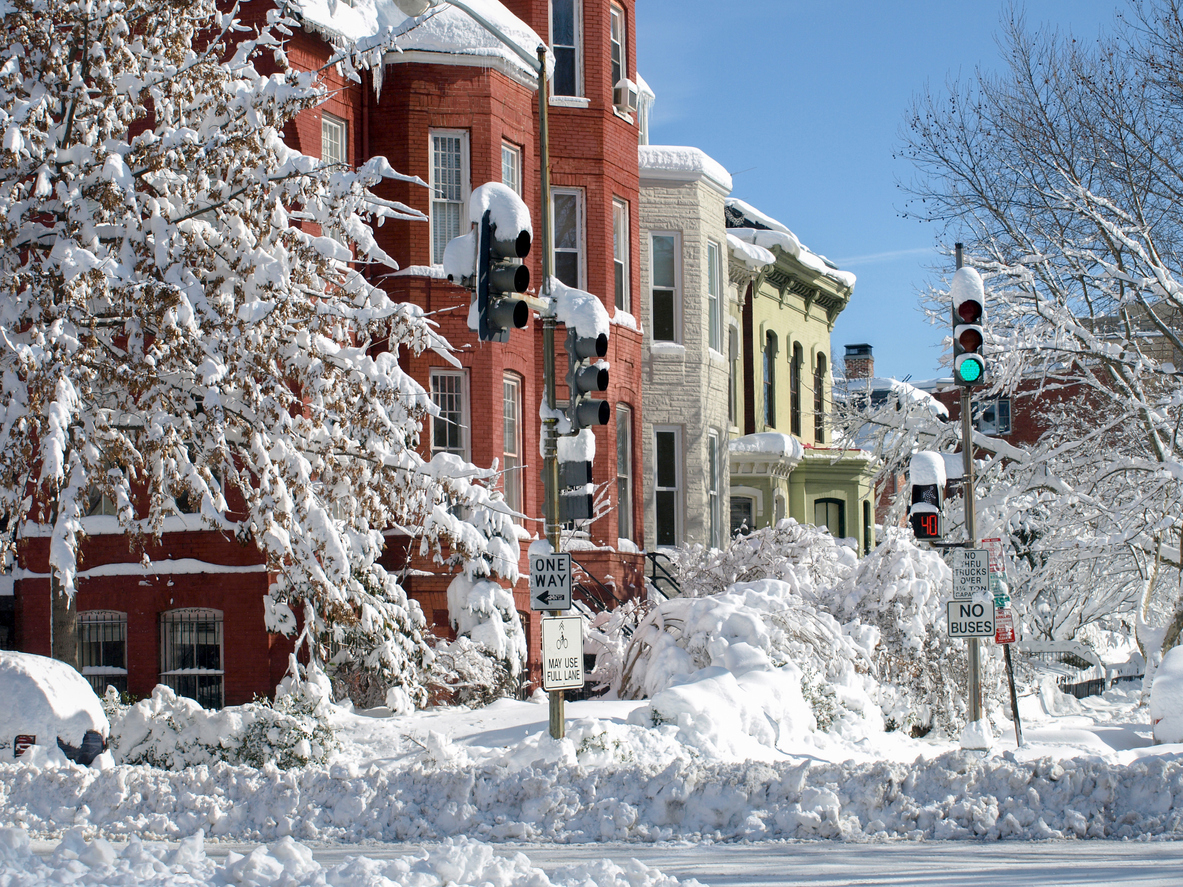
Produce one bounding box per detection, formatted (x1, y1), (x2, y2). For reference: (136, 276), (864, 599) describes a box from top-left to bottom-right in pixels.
(955, 244), (985, 737)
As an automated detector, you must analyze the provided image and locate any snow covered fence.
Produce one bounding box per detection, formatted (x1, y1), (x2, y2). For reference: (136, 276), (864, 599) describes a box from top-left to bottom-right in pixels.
(3, 748), (1183, 843)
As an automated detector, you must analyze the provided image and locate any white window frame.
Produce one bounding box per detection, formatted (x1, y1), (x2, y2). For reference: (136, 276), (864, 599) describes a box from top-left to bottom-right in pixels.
(976, 397), (1013, 436)
(610, 5), (626, 92)
(502, 373), (523, 521)
(501, 142), (522, 196)
(550, 0), (583, 98)
(616, 404), (633, 542)
(650, 231), (682, 343)
(430, 369), (470, 461)
(321, 113), (347, 167)
(430, 130), (470, 265)
(551, 187), (586, 290)
(707, 239), (722, 354)
(653, 425), (683, 547)
(613, 198), (629, 312)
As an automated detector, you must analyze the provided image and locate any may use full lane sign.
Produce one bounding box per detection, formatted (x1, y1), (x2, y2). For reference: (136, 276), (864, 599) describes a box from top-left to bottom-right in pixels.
(541, 616), (584, 691)
(530, 551), (571, 611)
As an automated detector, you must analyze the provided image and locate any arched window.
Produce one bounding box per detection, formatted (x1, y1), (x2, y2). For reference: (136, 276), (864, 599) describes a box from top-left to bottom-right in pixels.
(763, 332), (777, 428)
(160, 608), (224, 709)
(791, 343), (803, 436)
(814, 352), (827, 443)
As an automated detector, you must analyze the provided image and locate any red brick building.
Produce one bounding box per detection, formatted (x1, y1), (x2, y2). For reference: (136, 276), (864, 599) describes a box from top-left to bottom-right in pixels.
(7, 0), (645, 703)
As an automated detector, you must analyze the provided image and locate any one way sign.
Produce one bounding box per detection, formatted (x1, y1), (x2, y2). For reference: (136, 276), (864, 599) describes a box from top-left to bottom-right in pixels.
(530, 552), (572, 611)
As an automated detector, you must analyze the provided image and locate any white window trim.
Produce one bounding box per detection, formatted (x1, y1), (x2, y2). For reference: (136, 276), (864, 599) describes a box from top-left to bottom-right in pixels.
(650, 230), (682, 344)
(707, 239), (723, 355)
(321, 112), (347, 167)
(616, 404), (633, 543)
(551, 187), (586, 291)
(502, 373), (523, 521)
(430, 368), (471, 462)
(429, 129), (470, 265)
(549, 0), (584, 98)
(653, 424), (683, 548)
(610, 5), (626, 89)
(613, 198), (629, 312)
(501, 142), (522, 196)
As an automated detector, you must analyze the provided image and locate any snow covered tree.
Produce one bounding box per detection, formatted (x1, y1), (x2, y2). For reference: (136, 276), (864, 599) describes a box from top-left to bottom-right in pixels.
(0, 0), (516, 688)
(852, 0), (1183, 655)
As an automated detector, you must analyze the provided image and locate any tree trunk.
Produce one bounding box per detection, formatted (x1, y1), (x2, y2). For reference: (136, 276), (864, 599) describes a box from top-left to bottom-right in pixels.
(51, 573), (78, 669)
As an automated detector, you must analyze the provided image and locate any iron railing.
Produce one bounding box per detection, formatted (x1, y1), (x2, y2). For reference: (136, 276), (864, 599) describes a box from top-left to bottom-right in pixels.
(644, 551), (680, 598)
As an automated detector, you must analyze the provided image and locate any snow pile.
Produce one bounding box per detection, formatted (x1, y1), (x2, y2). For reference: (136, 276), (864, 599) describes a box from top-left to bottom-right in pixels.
(0, 651), (108, 756)
(0, 829), (700, 887)
(5, 707), (1183, 842)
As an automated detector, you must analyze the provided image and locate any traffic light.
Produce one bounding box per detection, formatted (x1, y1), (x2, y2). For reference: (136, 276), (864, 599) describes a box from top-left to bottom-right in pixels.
(564, 329), (610, 430)
(908, 452), (945, 541)
(951, 266), (986, 386)
(558, 458), (593, 524)
(475, 208), (530, 343)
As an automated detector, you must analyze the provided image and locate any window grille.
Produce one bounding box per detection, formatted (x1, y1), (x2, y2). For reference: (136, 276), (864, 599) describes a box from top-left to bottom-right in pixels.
(159, 608), (224, 709)
(80, 610), (128, 695)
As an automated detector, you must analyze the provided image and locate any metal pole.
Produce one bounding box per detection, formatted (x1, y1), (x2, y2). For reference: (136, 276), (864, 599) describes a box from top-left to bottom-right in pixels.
(536, 46), (565, 740)
(955, 243), (984, 733)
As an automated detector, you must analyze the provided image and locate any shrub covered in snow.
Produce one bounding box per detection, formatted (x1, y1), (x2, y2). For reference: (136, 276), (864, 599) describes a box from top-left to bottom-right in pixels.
(828, 529), (1006, 737)
(620, 580), (882, 756)
(106, 674), (337, 770)
(670, 520), (857, 600)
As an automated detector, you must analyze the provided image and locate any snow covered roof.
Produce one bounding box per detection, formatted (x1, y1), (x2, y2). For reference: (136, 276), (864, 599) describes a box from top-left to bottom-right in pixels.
(294, 0), (547, 85)
(843, 376), (950, 419)
(638, 145), (732, 195)
(729, 432), (804, 463)
(727, 231), (776, 272)
(725, 198), (856, 290)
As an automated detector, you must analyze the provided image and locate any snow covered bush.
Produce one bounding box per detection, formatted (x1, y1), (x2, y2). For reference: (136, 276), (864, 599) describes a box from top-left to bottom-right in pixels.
(106, 678), (337, 770)
(620, 579), (882, 755)
(828, 528), (1005, 736)
(670, 520), (856, 599)
(421, 574), (527, 705)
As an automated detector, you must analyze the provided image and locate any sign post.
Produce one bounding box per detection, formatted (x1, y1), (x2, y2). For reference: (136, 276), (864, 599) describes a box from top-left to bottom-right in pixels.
(530, 549), (573, 738)
(981, 538), (1023, 747)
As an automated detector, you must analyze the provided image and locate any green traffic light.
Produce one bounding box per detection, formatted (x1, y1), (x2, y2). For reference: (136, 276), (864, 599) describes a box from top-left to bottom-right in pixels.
(958, 356), (985, 383)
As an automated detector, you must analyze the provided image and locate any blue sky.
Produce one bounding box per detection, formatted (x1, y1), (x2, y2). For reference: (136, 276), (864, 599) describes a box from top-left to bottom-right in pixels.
(635, 1), (1122, 383)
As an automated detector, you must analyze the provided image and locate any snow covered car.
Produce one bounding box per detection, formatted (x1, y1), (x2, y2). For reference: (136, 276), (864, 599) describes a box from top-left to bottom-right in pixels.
(1150, 645), (1183, 744)
(0, 650), (110, 765)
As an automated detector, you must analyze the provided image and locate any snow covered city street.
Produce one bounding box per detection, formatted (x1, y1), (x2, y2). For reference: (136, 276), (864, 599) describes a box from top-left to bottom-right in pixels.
(5, 0), (1183, 885)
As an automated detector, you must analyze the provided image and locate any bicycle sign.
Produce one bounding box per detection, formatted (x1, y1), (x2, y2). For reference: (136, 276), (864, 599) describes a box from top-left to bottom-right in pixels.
(541, 616), (584, 691)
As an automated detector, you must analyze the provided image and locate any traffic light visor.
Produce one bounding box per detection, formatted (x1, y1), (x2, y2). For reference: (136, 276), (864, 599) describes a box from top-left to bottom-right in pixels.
(956, 325), (983, 351)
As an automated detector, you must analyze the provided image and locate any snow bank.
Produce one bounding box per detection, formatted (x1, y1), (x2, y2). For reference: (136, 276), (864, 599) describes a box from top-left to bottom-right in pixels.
(0, 829), (700, 887)
(4, 736), (1183, 842)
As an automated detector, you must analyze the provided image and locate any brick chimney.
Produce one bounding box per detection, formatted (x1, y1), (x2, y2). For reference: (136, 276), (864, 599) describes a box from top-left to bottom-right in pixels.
(844, 343), (874, 380)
